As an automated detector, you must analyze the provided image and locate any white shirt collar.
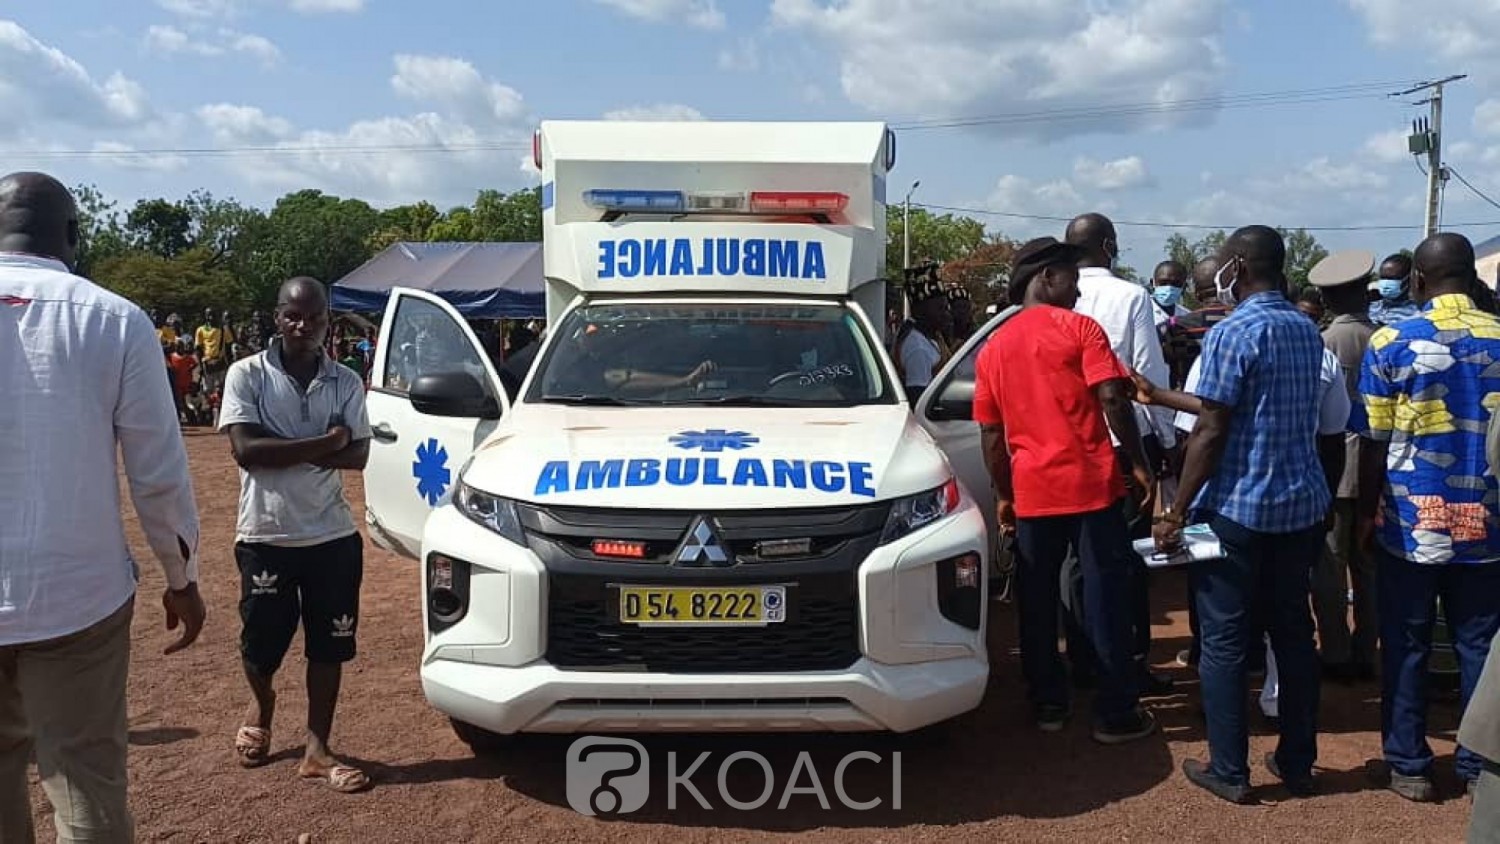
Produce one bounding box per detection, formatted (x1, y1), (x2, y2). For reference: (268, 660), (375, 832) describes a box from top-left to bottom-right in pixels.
(1078, 267), (1121, 281)
(0, 252), (70, 273)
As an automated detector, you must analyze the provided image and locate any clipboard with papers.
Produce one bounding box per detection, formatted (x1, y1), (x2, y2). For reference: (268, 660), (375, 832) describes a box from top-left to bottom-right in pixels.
(1132, 522), (1225, 568)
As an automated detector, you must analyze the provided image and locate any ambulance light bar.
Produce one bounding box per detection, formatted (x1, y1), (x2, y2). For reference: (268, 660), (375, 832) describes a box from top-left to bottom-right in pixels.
(582, 189), (849, 217)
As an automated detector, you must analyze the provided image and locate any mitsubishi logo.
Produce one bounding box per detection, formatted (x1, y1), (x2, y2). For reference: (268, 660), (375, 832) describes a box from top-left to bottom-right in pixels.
(676, 517), (730, 566)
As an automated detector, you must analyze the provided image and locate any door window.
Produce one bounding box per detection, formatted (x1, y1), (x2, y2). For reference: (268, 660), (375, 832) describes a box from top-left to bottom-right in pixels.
(381, 297), (493, 397)
(924, 337), (985, 421)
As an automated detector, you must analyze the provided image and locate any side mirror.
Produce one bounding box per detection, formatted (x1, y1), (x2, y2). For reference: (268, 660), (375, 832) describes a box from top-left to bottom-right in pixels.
(409, 372), (501, 419)
(925, 379), (974, 422)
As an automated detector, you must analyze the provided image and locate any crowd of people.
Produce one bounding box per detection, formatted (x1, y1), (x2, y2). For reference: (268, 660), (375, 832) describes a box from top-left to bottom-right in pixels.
(945, 210), (1500, 830)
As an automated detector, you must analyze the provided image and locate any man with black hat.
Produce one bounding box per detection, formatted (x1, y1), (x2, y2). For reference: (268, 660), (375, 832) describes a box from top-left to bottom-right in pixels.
(1308, 250), (1379, 683)
(972, 236), (1158, 744)
(895, 273), (951, 402)
(946, 284), (977, 344)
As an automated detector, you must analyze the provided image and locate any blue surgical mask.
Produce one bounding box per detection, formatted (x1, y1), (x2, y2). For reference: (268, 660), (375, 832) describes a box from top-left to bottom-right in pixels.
(1376, 278), (1406, 301)
(1152, 286), (1183, 308)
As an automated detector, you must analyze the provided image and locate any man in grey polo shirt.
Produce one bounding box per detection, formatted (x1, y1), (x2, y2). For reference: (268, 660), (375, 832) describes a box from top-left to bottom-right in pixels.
(218, 277), (373, 793)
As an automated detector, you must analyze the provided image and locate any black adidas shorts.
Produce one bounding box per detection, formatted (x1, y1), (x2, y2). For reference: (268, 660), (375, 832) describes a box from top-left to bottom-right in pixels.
(235, 533), (363, 675)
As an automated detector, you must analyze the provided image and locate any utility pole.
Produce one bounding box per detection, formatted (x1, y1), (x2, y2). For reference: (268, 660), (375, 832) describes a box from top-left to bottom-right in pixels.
(902, 180), (920, 272)
(1395, 74), (1466, 238)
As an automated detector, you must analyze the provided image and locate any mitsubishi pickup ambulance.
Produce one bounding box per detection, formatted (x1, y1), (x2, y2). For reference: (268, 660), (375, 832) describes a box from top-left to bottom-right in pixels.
(361, 120), (991, 749)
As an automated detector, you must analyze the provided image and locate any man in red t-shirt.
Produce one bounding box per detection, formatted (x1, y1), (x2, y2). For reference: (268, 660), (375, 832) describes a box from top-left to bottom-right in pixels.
(973, 235), (1158, 744)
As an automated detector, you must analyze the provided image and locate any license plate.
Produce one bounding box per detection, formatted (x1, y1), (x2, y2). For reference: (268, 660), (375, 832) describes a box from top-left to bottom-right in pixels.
(617, 586), (786, 626)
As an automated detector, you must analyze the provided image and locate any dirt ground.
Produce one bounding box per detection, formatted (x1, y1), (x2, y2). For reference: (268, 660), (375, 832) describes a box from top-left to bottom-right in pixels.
(25, 429), (1479, 842)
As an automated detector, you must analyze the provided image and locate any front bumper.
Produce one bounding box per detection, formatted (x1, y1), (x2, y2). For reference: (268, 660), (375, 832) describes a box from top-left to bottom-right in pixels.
(417, 491), (990, 734)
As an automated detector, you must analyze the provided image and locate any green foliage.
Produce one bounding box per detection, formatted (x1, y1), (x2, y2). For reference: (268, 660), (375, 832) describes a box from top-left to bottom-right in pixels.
(1163, 227), (1326, 291)
(427, 188), (542, 242)
(72, 183), (129, 278)
(125, 198), (192, 258)
(884, 205), (986, 280)
(93, 247), (249, 316)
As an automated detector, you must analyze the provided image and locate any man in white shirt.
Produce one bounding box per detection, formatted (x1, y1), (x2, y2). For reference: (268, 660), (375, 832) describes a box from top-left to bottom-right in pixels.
(896, 276), (950, 403)
(0, 172), (205, 844)
(1066, 213), (1178, 695)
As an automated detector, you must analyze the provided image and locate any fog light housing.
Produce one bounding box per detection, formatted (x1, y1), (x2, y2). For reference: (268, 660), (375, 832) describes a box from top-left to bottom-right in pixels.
(935, 551), (983, 630)
(427, 553), (471, 632)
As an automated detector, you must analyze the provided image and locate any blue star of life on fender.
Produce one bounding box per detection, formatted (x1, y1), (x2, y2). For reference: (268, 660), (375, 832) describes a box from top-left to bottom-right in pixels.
(413, 437), (451, 506)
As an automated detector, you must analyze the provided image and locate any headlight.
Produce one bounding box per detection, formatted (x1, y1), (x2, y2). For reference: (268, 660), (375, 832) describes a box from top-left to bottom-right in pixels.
(453, 481), (526, 545)
(880, 478), (961, 544)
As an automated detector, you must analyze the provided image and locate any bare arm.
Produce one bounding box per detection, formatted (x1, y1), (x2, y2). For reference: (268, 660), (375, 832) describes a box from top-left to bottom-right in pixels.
(1098, 377), (1151, 474)
(1170, 399), (1233, 520)
(980, 422), (1012, 501)
(1357, 436), (1386, 522)
(227, 423), (348, 469)
(312, 439), (370, 471)
(1318, 434), (1346, 503)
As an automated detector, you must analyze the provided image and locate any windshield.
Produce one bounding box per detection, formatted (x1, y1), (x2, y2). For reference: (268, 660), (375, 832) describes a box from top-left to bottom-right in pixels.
(526, 301), (896, 407)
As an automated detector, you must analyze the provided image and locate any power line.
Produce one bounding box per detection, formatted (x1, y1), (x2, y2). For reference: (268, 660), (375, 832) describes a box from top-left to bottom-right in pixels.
(1447, 165), (1500, 213)
(912, 200), (1500, 233)
(889, 80), (1419, 131)
(7, 142), (532, 160)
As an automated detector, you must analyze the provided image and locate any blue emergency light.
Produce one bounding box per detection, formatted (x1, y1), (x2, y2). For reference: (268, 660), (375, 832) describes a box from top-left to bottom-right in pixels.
(582, 189), (686, 213)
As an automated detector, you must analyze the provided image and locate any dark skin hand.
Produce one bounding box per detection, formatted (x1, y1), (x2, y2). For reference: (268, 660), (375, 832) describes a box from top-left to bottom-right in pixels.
(1155, 399), (1231, 551)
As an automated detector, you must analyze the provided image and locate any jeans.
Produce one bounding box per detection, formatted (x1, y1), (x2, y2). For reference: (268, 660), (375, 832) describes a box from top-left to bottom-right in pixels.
(1016, 505), (1140, 723)
(1377, 550), (1500, 782)
(1314, 498), (1377, 666)
(1196, 515), (1323, 786)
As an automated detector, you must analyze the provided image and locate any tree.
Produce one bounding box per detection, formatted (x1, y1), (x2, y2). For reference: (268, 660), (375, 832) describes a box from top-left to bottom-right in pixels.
(1163, 230), (1228, 269)
(248, 190), (380, 304)
(939, 236), (1018, 309)
(1279, 227), (1328, 291)
(71, 183), (128, 278)
(368, 201), (441, 252)
(93, 247), (248, 316)
(125, 198), (193, 258)
(427, 188), (542, 243)
(884, 205), (986, 280)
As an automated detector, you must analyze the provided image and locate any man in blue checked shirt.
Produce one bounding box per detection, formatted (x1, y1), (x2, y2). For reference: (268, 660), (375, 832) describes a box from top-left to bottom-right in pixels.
(1155, 225), (1348, 804)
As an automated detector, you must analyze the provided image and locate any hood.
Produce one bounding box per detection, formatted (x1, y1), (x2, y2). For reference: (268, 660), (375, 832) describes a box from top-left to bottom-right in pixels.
(462, 404), (952, 509)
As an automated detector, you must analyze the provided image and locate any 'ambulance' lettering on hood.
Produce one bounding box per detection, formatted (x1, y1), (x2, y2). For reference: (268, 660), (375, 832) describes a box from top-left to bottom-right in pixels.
(535, 457), (876, 497)
(598, 238), (828, 281)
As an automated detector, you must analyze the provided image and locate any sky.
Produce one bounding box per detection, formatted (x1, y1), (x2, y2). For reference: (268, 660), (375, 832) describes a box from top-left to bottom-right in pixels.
(7, 0), (1500, 266)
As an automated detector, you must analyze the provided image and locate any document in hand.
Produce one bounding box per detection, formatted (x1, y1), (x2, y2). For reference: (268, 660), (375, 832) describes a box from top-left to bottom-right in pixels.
(1132, 523), (1224, 568)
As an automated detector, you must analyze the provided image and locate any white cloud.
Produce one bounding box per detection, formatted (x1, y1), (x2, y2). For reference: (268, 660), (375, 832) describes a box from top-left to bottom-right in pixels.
(287, 0), (364, 11)
(87, 141), (189, 173)
(771, 0), (1228, 137)
(1073, 155), (1151, 191)
(1256, 157), (1390, 194)
(390, 54), (524, 124)
(975, 173), (1099, 240)
(144, 24), (280, 65)
(156, 0), (239, 18)
(201, 56), (534, 205)
(1475, 99), (1500, 137)
(0, 20), (152, 137)
(1362, 128), (1411, 164)
(718, 37), (759, 72)
(602, 103), (706, 121)
(1348, 0), (1496, 66)
(594, 0), (725, 29)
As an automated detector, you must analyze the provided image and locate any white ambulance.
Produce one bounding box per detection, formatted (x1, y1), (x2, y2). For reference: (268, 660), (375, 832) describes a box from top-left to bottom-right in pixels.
(362, 121), (991, 749)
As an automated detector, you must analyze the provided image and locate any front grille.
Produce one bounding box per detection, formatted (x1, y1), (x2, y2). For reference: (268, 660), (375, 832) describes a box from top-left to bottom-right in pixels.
(526, 502), (888, 673)
(546, 570), (859, 672)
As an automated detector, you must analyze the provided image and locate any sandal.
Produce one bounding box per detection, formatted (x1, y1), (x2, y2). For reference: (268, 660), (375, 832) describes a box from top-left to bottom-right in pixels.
(302, 763), (371, 794)
(235, 726), (272, 768)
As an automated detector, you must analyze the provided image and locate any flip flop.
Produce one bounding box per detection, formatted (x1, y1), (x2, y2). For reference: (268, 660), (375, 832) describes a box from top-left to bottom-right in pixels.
(302, 763), (371, 794)
(234, 726), (271, 768)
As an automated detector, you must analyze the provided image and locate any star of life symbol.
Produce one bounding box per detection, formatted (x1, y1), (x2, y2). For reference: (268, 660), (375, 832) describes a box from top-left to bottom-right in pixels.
(251, 571), (278, 595)
(676, 517), (730, 566)
(669, 429), (760, 453)
(413, 438), (451, 505)
(331, 615), (356, 637)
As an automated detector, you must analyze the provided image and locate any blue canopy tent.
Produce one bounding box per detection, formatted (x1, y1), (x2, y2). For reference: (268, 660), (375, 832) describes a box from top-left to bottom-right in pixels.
(331, 241), (545, 318)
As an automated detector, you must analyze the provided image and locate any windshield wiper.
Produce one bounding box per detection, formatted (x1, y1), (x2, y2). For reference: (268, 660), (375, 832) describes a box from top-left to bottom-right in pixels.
(660, 395), (851, 407)
(540, 394), (636, 406)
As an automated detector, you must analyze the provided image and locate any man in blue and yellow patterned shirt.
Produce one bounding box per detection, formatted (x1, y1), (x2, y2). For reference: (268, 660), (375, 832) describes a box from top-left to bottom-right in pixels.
(1357, 232), (1500, 802)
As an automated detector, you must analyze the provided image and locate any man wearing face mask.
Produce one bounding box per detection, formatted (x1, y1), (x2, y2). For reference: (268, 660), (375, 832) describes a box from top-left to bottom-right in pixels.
(1067, 213), (1176, 697)
(1150, 260), (1191, 325)
(1154, 226), (1347, 803)
(1370, 253), (1420, 327)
